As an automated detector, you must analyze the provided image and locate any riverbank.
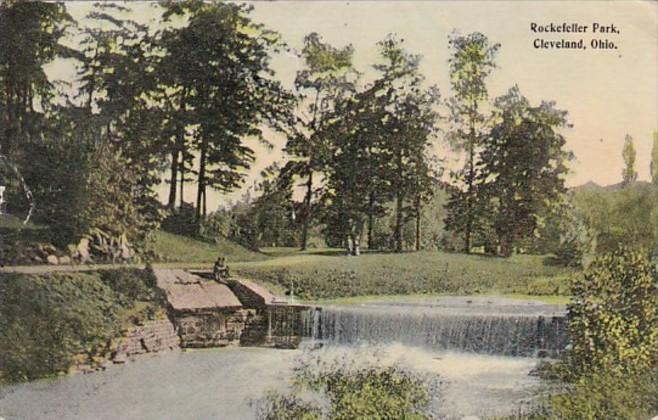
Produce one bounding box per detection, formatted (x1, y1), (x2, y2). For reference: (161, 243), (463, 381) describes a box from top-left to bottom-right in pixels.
(0, 269), (168, 384)
(0, 248), (572, 385)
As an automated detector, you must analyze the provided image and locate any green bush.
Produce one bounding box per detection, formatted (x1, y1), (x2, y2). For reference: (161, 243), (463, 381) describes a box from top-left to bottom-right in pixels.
(546, 370), (658, 420)
(571, 183), (658, 257)
(254, 351), (439, 420)
(254, 393), (322, 420)
(531, 249), (658, 419)
(564, 248), (658, 378)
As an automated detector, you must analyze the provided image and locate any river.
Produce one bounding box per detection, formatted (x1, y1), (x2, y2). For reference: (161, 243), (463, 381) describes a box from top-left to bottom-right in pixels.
(0, 296), (563, 419)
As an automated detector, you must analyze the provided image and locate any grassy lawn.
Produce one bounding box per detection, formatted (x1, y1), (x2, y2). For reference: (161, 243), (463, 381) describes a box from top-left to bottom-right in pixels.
(233, 249), (573, 301)
(151, 231), (267, 263)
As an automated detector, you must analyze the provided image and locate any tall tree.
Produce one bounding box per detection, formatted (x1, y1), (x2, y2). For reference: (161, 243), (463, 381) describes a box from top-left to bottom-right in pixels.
(283, 33), (357, 250)
(154, 7), (196, 211)
(0, 1), (79, 232)
(0, 1), (73, 156)
(157, 1), (293, 224)
(74, 3), (164, 240)
(320, 36), (439, 255)
(321, 88), (384, 255)
(374, 36), (440, 252)
(444, 32), (500, 253)
(479, 86), (571, 256)
(621, 134), (638, 187)
(246, 163), (297, 249)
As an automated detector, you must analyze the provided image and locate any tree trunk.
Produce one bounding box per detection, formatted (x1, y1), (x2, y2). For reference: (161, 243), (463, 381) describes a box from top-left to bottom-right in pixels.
(464, 139), (474, 254)
(354, 219), (365, 256)
(367, 213), (374, 250)
(394, 145), (404, 253)
(2, 78), (13, 153)
(415, 195), (421, 252)
(300, 169), (313, 251)
(353, 235), (361, 256)
(168, 150), (179, 210)
(196, 139), (207, 223)
(202, 188), (207, 217)
(179, 159), (185, 208)
(395, 191), (403, 252)
(500, 236), (513, 257)
(464, 102), (479, 255)
(367, 192), (375, 249)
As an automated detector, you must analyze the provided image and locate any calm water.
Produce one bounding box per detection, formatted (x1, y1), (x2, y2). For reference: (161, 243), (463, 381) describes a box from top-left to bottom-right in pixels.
(0, 343), (545, 420)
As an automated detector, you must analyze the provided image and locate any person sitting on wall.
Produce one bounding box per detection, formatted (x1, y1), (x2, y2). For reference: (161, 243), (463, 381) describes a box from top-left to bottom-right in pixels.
(213, 256), (230, 282)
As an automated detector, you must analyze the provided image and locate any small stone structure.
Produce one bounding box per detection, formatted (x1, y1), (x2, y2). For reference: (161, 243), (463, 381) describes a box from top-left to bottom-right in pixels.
(112, 319), (180, 363)
(153, 269), (310, 349)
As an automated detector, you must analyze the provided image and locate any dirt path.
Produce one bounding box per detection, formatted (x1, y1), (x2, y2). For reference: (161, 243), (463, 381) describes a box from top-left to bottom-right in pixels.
(0, 262), (213, 274)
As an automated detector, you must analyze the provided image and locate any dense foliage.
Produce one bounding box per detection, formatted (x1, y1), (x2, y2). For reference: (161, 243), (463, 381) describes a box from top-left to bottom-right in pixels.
(0, 1), (292, 262)
(254, 350), (439, 420)
(526, 249), (658, 419)
(479, 88), (572, 256)
(570, 182), (658, 260)
(564, 249), (658, 378)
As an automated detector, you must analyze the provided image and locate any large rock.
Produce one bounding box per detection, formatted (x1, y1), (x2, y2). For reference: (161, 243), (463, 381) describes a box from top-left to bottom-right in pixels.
(46, 255), (59, 265)
(77, 238), (91, 263)
(59, 255), (71, 265)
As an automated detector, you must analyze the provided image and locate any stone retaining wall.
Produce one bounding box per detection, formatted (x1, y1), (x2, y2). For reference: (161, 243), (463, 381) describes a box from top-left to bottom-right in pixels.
(175, 309), (259, 347)
(112, 318), (180, 363)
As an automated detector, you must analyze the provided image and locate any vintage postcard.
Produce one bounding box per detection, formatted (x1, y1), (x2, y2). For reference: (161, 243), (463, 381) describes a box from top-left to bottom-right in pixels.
(0, 0), (657, 419)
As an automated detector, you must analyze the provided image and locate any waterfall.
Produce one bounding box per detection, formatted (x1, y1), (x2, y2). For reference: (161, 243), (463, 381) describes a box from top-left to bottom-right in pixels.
(303, 302), (568, 357)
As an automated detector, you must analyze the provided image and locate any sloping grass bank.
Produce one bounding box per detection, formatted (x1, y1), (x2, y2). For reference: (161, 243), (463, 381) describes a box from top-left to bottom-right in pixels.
(234, 251), (572, 300)
(152, 231), (267, 263)
(0, 269), (164, 384)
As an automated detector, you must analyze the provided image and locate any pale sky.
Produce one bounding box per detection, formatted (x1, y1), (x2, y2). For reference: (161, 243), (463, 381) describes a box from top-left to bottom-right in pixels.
(53, 1), (658, 211)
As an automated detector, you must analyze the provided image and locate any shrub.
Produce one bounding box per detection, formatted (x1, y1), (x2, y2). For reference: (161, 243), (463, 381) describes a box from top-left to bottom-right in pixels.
(0, 272), (120, 382)
(546, 370), (658, 420)
(161, 203), (198, 238)
(254, 349), (440, 420)
(564, 248), (658, 378)
(534, 249), (658, 419)
(254, 393), (321, 420)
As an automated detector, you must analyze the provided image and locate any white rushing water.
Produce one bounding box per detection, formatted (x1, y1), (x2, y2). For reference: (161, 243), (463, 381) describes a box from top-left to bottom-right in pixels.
(310, 297), (568, 357)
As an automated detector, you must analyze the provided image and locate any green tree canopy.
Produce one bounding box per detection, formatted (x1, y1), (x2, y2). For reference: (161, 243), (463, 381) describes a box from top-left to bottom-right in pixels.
(479, 86), (572, 256)
(156, 0), (294, 222)
(443, 32), (500, 253)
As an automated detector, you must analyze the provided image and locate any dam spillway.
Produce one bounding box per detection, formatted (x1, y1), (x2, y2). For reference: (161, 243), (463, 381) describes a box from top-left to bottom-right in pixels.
(304, 297), (568, 357)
